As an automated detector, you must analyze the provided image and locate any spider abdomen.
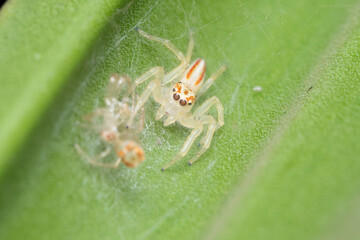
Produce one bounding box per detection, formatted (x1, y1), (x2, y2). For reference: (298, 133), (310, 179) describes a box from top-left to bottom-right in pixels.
(182, 58), (206, 92)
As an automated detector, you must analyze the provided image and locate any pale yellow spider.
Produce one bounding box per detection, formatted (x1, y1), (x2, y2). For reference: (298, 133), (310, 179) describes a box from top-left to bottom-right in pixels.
(128, 28), (226, 170)
(75, 74), (145, 168)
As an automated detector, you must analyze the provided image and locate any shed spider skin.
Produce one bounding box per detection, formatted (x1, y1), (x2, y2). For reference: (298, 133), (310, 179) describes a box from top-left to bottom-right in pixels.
(75, 74), (145, 168)
(128, 28), (226, 170)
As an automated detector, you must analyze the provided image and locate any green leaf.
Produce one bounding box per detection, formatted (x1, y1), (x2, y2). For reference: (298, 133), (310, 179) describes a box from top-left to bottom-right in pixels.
(1, 0), (360, 239)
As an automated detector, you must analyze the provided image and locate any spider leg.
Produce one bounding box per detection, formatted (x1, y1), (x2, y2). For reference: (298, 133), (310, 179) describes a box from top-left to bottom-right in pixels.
(186, 30), (194, 63)
(136, 28), (189, 84)
(155, 103), (166, 120)
(161, 125), (203, 171)
(163, 31), (195, 84)
(155, 87), (170, 120)
(128, 67), (164, 127)
(137, 28), (186, 64)
(135, 105), (146, 134)
(75, 144), (113, 166)
(193, 96), (224, 129)
(75, 144), (123, 169)
(89, 158), (122, 169)
(189, 116), (217, 165)
(197, 65), (226, 97)
(163, 98), (224, 168)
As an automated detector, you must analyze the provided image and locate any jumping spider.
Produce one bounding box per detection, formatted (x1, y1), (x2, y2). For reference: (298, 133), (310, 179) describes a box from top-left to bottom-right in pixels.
(75, 74), (145, 168)
(128, 28), (226, 170)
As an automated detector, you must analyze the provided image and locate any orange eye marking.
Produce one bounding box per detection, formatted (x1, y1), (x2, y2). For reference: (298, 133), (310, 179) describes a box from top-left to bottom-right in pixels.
(186, 59), (202, 79)
(186, 95), (195, 102)
(194, 67), (205, 86)
(135, 147), (145, 161)
(175, 83), (182, 93)
(126, 143), (134, 151)
(117, 150), (125, 158)
(184, 90), (189, 95)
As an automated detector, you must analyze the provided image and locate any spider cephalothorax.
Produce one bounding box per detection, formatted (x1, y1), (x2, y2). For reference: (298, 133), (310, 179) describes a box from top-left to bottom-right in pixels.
(172, 82), (196, 106)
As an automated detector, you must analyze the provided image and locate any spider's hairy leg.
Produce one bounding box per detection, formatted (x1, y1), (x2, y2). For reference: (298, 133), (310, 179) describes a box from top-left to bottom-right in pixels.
(136, 28), (189, 84)
(155, 103), (166, 120)
(155, 86), (172, 120)
(187, 98), (225, 165)
(127, 67), (164, 127)
(161, 127), (203, 171)
(75, 144), (113, 166)
(186, 30), (194, 63)
(188, 116), (217, 165)
(131, 67), (164, 103)
(135, 106), (146, 133)
(105, 74), (132, 103)
(89, 158), (122, 169)
(197, 65), (226, 97)
(163, 31), (195, 84)
(193, 96), (224, 129)
(137, 28), (186, 63)
(161, 118), (203, 171)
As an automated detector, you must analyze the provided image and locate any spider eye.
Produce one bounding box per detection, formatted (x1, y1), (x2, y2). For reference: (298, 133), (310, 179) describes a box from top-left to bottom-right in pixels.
(173, 93), (180, 101)
(180, 99), (187, 106)
(188, 102), (192, 106)
(172, 88), (176, 92)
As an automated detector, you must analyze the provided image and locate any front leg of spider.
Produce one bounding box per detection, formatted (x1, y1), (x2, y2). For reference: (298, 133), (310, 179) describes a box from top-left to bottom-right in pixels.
(161, 96), (224, 170)
(126, 66), (164, 128)
(189, 96), (224, 165)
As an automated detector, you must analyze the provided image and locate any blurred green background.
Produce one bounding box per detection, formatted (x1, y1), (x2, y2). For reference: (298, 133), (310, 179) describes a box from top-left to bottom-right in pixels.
(0, 0), (360, 239)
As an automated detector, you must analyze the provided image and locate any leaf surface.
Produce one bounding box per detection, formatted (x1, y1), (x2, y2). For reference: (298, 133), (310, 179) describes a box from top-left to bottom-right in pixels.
(0, 1), (359, 239)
